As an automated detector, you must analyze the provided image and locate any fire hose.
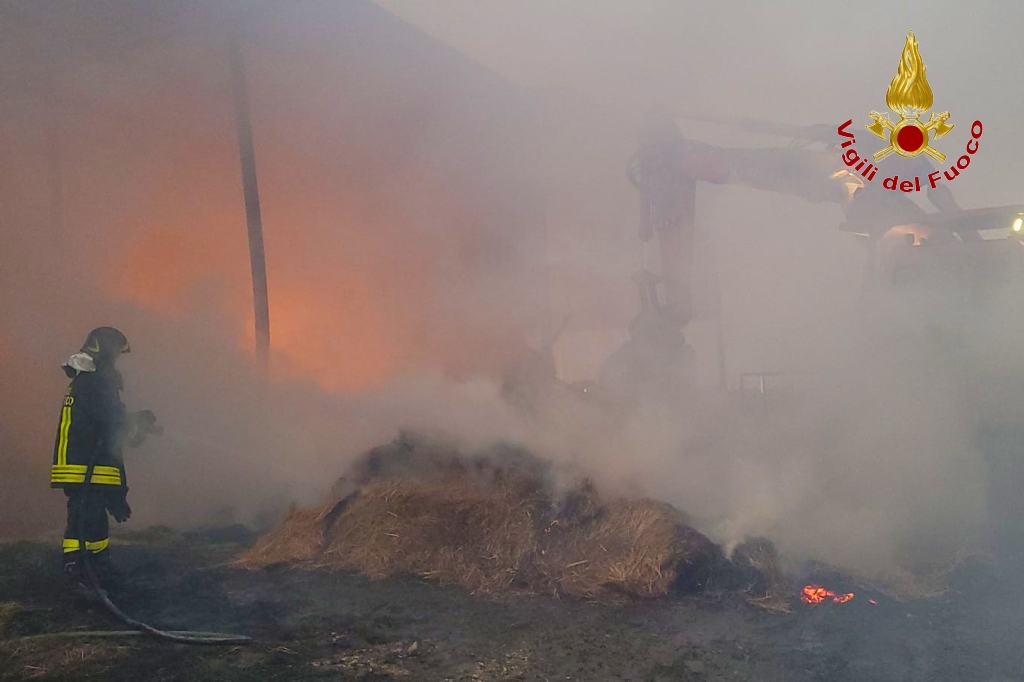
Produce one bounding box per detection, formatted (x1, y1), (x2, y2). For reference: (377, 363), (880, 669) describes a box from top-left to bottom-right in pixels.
(67, 452), (252, 645)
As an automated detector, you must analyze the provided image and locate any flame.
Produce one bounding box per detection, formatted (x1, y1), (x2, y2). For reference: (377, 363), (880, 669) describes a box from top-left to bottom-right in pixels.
(886, 31), (934, 118)
(801, 584), (855, 605)
(106, 183), (531, 392)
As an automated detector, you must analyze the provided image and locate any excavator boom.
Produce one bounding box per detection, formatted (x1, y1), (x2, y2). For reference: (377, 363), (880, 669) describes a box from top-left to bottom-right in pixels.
(707, 145), (854, 204)
(656, 113), (858, 205)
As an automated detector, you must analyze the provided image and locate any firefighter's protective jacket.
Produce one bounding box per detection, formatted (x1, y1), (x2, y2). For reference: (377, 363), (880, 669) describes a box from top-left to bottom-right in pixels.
(50, 353), (129, 489)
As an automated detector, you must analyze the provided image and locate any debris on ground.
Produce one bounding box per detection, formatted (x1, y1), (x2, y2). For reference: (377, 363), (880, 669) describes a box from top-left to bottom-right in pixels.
(0, 637), (130, 680)
(732, 537), (794, 612)
(310, 639), (425, 678)
(1, 524), (1021, 682)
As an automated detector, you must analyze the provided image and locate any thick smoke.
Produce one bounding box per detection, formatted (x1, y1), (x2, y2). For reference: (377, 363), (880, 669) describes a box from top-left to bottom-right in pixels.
(2, 1), (1023, 586)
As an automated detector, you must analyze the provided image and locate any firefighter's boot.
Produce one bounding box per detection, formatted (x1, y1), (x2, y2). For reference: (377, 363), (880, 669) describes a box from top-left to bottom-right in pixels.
(63, 552), (98, 600)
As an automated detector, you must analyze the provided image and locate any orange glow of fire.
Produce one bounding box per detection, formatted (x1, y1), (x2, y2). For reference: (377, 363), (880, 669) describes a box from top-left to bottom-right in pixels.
(106, 196), (529, 392)
(801, 584), (855, 605)
(112, 224), (444, 392)
(113, 220), (249, 318)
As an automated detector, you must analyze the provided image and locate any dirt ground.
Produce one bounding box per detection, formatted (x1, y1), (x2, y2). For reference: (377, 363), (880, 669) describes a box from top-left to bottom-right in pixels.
(2, 526), (1023, 682)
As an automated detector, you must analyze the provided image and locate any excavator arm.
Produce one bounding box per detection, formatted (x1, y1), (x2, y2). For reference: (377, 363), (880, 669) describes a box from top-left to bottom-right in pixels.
(704, 145), (857, 204)
(674, 112), (960, 210)
(683, 114), (870, 203)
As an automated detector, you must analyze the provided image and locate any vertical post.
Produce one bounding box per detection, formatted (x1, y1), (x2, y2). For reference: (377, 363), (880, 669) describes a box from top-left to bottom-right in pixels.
(230, 33), (271, 369)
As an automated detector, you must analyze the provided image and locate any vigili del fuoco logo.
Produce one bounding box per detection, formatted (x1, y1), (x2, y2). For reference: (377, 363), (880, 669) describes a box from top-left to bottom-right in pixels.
(836, 30), (982, 192)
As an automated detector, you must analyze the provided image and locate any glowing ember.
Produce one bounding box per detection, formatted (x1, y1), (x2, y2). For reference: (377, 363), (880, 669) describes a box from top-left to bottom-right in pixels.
(801, 584), (855, 605)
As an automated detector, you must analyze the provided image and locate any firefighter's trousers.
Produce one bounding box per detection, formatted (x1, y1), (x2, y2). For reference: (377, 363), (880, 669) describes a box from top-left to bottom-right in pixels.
(63, 488), (110, 559)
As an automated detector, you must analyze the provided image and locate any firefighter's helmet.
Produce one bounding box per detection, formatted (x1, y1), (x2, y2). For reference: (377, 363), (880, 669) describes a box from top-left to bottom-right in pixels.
(80, 327), (131, 359)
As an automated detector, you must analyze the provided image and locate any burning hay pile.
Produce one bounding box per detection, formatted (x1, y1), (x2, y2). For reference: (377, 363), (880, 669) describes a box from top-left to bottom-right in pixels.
(236, 436), (726, 600)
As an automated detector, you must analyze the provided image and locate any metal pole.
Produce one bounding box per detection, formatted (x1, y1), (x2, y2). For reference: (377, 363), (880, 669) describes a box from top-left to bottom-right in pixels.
(229, 33), (270, 369)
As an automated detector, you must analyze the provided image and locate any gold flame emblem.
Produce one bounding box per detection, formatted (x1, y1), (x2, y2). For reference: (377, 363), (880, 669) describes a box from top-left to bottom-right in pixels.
(865, 31), (953, 162)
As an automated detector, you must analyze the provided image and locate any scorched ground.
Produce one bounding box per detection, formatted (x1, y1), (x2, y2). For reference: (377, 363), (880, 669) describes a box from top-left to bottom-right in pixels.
(1, 527), (1022, 681)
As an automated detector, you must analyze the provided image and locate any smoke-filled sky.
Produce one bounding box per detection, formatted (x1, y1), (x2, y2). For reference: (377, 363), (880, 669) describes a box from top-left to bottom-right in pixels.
(382, 0), (1021, 203)
(2, 1), (1023, 582)
(381, 0), (1024, 380)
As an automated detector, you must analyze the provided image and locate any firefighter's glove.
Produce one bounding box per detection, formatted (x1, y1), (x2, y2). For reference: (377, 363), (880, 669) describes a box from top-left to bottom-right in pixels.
(128, 410), (162, 447)
(106, 491), (132, 523)
(136, 409), (163, 436)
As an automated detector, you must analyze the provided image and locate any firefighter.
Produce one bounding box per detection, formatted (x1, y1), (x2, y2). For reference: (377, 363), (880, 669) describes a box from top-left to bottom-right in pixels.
(51, 327), (161, 594)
